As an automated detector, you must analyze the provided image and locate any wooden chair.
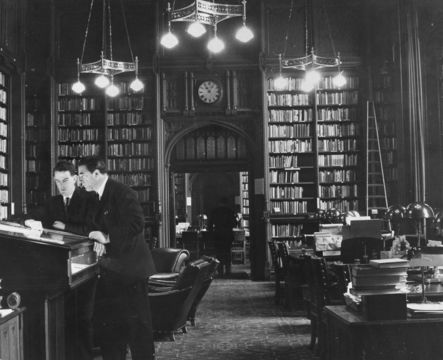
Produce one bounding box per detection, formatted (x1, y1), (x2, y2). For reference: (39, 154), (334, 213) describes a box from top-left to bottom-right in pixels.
(305, 256), (346, 356)
(268, 240), (286, 305)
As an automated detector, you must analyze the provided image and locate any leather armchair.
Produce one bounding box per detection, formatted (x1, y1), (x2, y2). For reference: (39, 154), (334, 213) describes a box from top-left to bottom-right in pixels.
(150, 248), (190, 282)
(148, 257), (218, 341)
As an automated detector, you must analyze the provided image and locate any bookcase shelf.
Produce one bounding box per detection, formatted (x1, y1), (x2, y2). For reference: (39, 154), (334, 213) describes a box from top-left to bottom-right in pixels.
(55, 77), (156, 225)
(266, 70), (361, 240)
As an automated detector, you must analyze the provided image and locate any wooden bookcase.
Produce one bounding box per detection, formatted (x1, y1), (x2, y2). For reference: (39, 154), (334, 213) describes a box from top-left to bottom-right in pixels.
(55, 77), (156, 232)
(0, 70), (9, 220)
(266, 71), (361, 242)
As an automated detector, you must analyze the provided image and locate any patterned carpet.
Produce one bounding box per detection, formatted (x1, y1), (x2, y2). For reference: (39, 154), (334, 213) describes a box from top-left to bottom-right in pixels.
(153, 275), (319, 360)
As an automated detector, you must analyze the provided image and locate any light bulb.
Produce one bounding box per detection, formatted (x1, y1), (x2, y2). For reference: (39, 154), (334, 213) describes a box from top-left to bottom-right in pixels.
(207, 36), (225, 53)
(235, 24), (254, 43)
(94, 74), (110, 89)
(105, 83), (120, 97)
(160, 31), (179, 49)
(130, 78), (144, 92)
(301, 79), (314, 92)
(333, 72), (347, 88)
(273, 75), (288, 91)
(305, 69), (321, 85)
(187, 21), (206, 38)
(72, 80), (85, 94)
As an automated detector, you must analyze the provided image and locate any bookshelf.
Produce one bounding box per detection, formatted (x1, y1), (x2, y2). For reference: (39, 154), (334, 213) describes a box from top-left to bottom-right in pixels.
(0, 71), (8, 219)
(25, 95), (51, 210)
(240, 171), (249, 229)
(373, 71), (398, 204)
(266, 71), (361, 241)
(55, 77), (155, 232)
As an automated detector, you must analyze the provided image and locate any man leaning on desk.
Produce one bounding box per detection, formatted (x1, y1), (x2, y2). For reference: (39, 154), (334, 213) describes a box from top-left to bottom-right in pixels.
(25, 160), (97, 235)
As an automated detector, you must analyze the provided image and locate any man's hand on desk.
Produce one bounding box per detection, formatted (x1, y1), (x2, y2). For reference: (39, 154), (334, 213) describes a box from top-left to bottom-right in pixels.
(52, 221), (66, 230)
(24, 219), (43, 230)
(94, 242), (106, 257)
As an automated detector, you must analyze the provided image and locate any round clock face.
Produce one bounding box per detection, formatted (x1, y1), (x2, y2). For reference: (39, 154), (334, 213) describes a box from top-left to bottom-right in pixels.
(197, 80), (221, 104)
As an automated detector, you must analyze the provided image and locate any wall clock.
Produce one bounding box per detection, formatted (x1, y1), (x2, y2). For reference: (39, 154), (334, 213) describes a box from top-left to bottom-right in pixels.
(197, 80), (222, 104)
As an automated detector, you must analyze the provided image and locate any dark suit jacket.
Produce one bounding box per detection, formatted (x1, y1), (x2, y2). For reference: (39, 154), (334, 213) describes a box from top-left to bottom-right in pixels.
(28, 187), (97, 236)
(93, 178), (155, 281)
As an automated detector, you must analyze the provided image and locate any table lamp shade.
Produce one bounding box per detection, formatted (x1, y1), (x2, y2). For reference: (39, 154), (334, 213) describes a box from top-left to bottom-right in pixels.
(386, 205), (406, 222)
(406, 202), (434, 220)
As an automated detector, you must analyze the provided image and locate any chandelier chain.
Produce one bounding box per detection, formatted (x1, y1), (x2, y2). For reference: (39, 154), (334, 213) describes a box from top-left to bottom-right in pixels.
(107, 0), (113, 60)
(321, 0), (337, 58)
(282, 0), (294, 58)
(80, 0), (96, 64)
(120, 0), (135, 62)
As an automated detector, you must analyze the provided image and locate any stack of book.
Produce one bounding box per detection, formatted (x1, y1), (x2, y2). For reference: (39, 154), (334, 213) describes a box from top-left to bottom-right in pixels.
(350, 258), (409, 296)
(407, 302), (443, 318)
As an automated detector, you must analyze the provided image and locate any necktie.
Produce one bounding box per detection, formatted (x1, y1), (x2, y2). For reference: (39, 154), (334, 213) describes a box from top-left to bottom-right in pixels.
(65, 197), (70, 214)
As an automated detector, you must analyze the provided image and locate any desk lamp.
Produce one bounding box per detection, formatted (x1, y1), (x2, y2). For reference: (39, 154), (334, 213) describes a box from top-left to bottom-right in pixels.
(406, 202), (434, 249)
(385, 205), (406, 236)
(326, 208), (342, 223)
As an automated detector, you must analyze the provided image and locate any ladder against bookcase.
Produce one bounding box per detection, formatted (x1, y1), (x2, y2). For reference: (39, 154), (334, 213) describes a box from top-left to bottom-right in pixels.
(266, 71), (361, 241)
(55, 78), (156, 229)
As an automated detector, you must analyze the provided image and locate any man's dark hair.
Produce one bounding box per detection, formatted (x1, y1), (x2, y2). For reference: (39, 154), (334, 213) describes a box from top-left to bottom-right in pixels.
(78, 156), (107, 174)
(53, 160), (76, 175)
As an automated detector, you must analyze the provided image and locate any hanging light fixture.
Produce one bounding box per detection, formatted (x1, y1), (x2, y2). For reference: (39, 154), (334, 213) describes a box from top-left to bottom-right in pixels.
(279, 0), (344, 92)
(161, 0), (253, 53)
(72, 0), (144, 97)
(273, 54), (288, 91)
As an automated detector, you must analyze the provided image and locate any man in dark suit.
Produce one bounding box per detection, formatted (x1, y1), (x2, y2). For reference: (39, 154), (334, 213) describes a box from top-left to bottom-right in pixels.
(25, 160), (98, 360)
(78, 156), (155, 360)
(25, 160), (97, 235)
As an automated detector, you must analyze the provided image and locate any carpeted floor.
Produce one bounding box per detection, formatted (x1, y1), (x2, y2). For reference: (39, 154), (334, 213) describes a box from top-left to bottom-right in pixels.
(94, 268), (319, 360)
(153, 274), (319, 359)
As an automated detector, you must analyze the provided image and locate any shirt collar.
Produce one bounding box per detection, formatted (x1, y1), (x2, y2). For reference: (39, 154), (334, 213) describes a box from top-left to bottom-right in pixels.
(96, 176), (109, 200)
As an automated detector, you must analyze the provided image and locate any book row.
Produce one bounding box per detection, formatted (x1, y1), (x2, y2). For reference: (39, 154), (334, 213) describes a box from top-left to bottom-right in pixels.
(0, 107), (6, 121)
(270, 170), (302, 183)
(134, 189), (151, 202)
(317, 123), (358, 137)
(318, 154), (358, 167)
(57, 97), (100, 111)
(271, 200), (308, 214)
(58, 128), (102, 142)
(318, 199), (358, 211)
(0, 154), (6, 169)
(0, 205), (7, 220)
(319, 184), (358, 198)
(269, 139), (312, 153)
(107, 127), (152, 141)
(270, 186), (304, 199)
(107, 96), (144, 111)
(267, 93), (310, 106)
(317, 107), (357, 122)
(107, 157), (154, 171)
(268, 109), (313, 122)
(318, 138), (358, 152)
(0, 189), (8, 202)
(268, 124), (311, 138)
(0, 72), (6, 87)
(107, 143), (152, 156)
(109, 172), (152, 186)
(0, 89), (6, 104)
(0, 138), (6, 153)
(0, 173), (7, 186)
(269, 155), (305, 168)
(318, 169), (357, 182)
(0, 121), (6, 137)
(58, 143), (101, 157)
(271, 224), (303, 237)
(58, 112), (100, 126)
(106, 112), (146, 126)
(316, 91), (359, 105)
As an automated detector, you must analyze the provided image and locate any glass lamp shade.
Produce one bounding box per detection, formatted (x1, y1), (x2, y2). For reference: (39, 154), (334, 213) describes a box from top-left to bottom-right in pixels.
(94, 74), (110, 88)
(314, 208), (326, 221)
(130, 78), (144, 92)
(160, 31), (179, 49)
(386, 205), (406, 222)
(345, 210), (360, 218)
(434, 210), (443, 225)
(187, 21), (206, 38)
(273, 75), (288, 91)
(105, 83), (120, 97)
(72, 80), (85, 94)
(300, 79), (315, 92)
(207, 36), (225, 53)
(235, 24), (254, 43)
(333, 72), (347, 88)
(406, 202), (435, 220)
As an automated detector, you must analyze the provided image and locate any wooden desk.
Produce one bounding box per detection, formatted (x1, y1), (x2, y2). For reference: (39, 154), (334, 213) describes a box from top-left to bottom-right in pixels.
(323, 305), (443, 360)
(0, 308), (24, 360)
